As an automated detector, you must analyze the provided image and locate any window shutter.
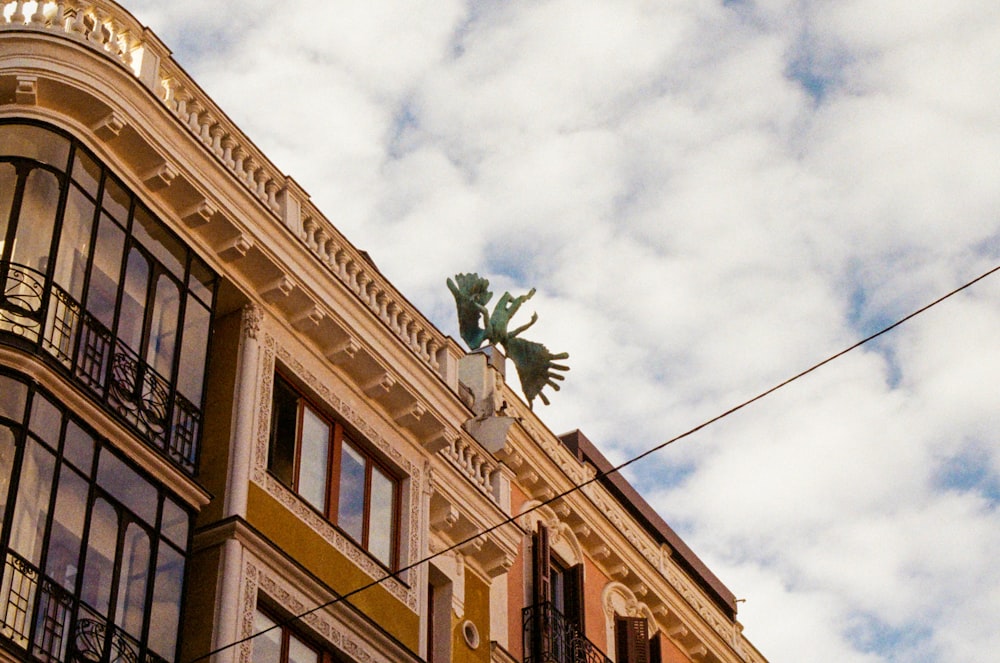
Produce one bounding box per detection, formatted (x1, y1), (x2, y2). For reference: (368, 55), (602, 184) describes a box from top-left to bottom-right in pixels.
(563, 563), (585, 633)
(530, 523), (552, 660)
(532, 523), (551, 606)
(649, 631), (663, 663)
(615, 616), (650, 663)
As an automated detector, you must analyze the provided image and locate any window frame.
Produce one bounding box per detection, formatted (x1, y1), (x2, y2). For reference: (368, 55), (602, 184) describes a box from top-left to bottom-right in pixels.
(252, 604), (341, 663)
(0, 120), (218, 476)
(268, 372), (401, 570)
(0, 370), (192, 662)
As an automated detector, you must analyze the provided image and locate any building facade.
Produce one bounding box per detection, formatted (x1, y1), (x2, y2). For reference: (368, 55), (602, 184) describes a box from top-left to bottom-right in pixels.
(0, 3), (768, 663)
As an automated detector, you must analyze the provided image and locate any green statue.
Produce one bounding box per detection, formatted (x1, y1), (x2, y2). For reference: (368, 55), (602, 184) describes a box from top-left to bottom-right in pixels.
(448, 273), (569, 408)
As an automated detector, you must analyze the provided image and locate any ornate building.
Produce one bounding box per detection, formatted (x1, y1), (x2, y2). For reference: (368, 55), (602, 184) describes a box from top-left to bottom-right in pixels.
(0, 2), (768, 663)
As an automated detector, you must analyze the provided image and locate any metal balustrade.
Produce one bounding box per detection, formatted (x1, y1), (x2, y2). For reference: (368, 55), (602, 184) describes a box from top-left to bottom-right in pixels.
(523, 602), (612, 663)
(0, 262), (201, 475)
(0, 551), (168, 663)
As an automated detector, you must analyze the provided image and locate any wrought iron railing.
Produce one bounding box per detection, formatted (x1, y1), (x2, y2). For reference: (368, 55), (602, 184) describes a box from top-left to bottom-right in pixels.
(522, 602), (612, 663)
(0, 550), (168, 663)
(0, 262), (201, 475)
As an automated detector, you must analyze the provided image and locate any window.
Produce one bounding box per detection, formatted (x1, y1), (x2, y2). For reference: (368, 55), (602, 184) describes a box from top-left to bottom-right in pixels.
(526, 523), (587, 663)
(0, 121), (217, 475)
(252, 606), (340, 663)
(0, 371), (190, 663)
(269, 373), (399, 568)
(615, 617), (661, 663)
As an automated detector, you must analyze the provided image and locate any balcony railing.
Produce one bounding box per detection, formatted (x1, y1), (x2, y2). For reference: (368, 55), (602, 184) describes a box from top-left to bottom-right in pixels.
(522, 603), (612, 663)
(0, 262), (201, 475)
(0, 550), (168, 663)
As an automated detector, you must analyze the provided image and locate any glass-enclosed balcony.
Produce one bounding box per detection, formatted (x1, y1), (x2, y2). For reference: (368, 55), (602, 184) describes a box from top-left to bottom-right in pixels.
(0, 121), (217, 476)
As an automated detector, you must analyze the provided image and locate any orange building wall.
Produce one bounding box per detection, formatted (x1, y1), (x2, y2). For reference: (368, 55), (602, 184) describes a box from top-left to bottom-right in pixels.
(660, 632), (692, 663)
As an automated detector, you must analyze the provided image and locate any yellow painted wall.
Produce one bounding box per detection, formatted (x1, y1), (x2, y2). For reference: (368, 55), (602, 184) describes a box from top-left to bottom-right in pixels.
(451, 569), (492, 663)
(246, 482), (420, 650)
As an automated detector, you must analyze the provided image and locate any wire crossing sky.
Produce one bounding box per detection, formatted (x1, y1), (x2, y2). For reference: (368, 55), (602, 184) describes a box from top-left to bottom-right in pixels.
(130, 2), (1000, 660)
(187, 260), (1000, 663)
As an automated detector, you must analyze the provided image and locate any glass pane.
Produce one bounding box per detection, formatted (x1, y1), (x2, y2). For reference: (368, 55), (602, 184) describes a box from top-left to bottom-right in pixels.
(53, 185), (95, 300)
(0, 426), (15, 529)
(0, 374), (27, 420)
(160, 496), (188, 547)
(114, 521), (150, 638)
(0, 124), (70, 168)
(28, 392), (61, 448)
(71, 149), (101, 197)
(118, 248), (149, 350)
(8, 439), (56, 564)
(81, 498), (118, 615)
(268, 377), (298, 487)
(85, 214), (125, 329)
(176, 295), (210, 403)
(188, 257), (215, 306)
(288, 633), (320, 663)
(145, 272), (180, 378)
(63, 419), (95, 476)
(252, 609), (281, 663)
(337, 441), (365, 543)
(96, 451), (157, 524)
(368, 465), (395, 566)
(298, 406), (330, 512)
(132, 205), (184, 280)
(148, 543), (184, 658)
(45, 466), (88, 590)
(101, 175), (130, 225)
(0, 162), (16, 248)
(11, 168), (60, 274)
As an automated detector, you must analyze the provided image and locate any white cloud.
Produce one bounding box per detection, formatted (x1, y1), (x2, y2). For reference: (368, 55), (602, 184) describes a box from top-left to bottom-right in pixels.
(124, 0), (1000, 660)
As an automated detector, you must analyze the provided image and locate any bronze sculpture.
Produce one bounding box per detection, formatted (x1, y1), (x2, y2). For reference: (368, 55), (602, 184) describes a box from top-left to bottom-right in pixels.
(448, 273), (569, 408)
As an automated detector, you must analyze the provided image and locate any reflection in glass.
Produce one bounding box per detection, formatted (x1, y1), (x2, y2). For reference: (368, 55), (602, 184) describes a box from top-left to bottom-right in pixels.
(160, 497), (189, 548)
(177, 295), (210, 402)
(28, 392), (61, 447)
(299, 406), (330, 513)
(45, 466), (88, 589)
(146, 272), (180, 378)
(71, 149), (101, 196)
(133, 205), (184, 279)
(101, 175), (129, 225)
(269, 377), (298, 487)
(8, 439), (55, 564)
(118, 248), (150, 350)
(368, 465), (395, 566)
(63, 419), (95, 476)
(97, 451), (157, 524)
(115, 522), (150, 638)
(252, 609), (282, 663)
(53, 185), (95, 300)
(86, 213), (125, 329)
(288, 633), (320, 663)
(0, 124), (70, 168)
(148, 543), (184, 658)
(337, 441), (365, 543)
(0, 163), (15, 241)
(0, 374), (27, 421)
(11, 169), (59, 274)
(81, 498), (117, 615)
(0, 426), (14, 529)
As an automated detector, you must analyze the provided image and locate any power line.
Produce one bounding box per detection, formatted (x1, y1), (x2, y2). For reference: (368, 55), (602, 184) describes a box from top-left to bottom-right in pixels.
(188, 261), (1000, 662)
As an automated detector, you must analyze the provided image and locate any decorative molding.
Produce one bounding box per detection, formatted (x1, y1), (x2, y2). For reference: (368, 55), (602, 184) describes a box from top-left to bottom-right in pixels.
(242, 304), (263, 341)
(251, 333), (420, 611)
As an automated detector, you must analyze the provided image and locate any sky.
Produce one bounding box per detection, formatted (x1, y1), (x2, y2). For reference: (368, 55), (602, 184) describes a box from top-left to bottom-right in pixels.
(122, 1), (1000, 661)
